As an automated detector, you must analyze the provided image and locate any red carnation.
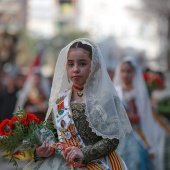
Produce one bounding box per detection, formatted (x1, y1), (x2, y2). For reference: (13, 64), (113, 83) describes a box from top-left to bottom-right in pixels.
(20, 117), (28, 126)
(26, 113), (39, 124)
(0, 119), (12, 136)
(143, 73), (150, 81)
(10, 116), (19, 130)
(154, 75), (164, 88)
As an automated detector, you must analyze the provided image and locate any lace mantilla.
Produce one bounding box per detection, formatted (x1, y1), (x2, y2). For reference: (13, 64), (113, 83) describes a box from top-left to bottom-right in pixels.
(45, 38), (132, 140)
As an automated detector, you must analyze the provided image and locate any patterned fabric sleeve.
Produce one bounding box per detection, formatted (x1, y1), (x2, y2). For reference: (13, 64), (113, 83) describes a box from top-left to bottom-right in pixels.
(81, 138), (119, 163)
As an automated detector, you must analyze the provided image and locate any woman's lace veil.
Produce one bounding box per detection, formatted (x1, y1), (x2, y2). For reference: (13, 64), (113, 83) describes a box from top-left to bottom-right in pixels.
(45, 38), (132, 139)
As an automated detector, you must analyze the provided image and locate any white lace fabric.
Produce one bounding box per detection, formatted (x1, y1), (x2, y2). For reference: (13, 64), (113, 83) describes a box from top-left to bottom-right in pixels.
(45, 38), (132, 139)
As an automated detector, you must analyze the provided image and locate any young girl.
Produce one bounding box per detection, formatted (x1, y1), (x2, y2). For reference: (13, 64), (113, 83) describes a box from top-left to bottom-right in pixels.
(24, 38), (132, 170)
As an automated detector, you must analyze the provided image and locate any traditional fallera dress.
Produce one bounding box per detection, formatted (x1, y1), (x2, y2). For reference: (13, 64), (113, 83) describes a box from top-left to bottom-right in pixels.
(115, 86), (154, 170)
(24, 89), (128, 170)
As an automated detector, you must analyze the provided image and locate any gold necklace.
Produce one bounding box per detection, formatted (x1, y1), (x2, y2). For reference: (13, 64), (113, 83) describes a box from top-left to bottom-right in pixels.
(73, 85), (84, 97)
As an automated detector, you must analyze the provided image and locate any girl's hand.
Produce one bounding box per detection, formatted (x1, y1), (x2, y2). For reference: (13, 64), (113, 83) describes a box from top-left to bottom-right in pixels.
(35, 141), (53, 158)
(64, 146), (85, 163)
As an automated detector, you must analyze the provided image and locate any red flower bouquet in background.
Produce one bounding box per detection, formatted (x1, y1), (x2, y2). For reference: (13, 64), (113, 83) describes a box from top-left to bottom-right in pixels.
(0, 109), (55, 169)
(143, 72), (164, 96)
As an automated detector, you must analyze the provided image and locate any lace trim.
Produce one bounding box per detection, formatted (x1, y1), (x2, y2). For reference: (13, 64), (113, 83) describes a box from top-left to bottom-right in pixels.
(85, 76), (132, 139)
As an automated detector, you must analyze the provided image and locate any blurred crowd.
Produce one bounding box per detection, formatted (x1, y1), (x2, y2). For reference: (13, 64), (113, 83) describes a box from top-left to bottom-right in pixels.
(0, 67), (52, 122)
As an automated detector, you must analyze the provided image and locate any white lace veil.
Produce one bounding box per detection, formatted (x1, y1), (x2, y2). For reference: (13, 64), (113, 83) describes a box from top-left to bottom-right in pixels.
(114, 56), (157, 148)
(45, 38), (132, 139)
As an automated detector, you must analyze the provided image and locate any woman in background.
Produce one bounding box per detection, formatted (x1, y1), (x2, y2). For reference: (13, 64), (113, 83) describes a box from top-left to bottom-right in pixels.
(113, 56), (163, 170)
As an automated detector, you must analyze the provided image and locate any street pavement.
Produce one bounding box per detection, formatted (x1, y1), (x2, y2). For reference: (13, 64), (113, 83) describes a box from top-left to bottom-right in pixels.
(0, 152), (29, 170)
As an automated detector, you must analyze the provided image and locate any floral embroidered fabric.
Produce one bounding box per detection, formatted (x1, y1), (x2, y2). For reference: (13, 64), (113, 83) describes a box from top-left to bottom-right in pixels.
(70, 102), (119, 163)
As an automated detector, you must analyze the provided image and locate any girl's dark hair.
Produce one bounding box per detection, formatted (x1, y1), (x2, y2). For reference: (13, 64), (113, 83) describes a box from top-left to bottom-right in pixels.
(69, 41), (92, 56)
(125, 61), (135, 70)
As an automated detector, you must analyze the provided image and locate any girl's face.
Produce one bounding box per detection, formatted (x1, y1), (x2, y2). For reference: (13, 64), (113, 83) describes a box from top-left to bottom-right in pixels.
(120, 62), (134, 86)
(66, 48), (91, 87)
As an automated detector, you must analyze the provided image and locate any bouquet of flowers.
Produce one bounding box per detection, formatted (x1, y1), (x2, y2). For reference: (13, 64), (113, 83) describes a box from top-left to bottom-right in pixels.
(143, 72), (164, 96)
(0, 109), (56, 169)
